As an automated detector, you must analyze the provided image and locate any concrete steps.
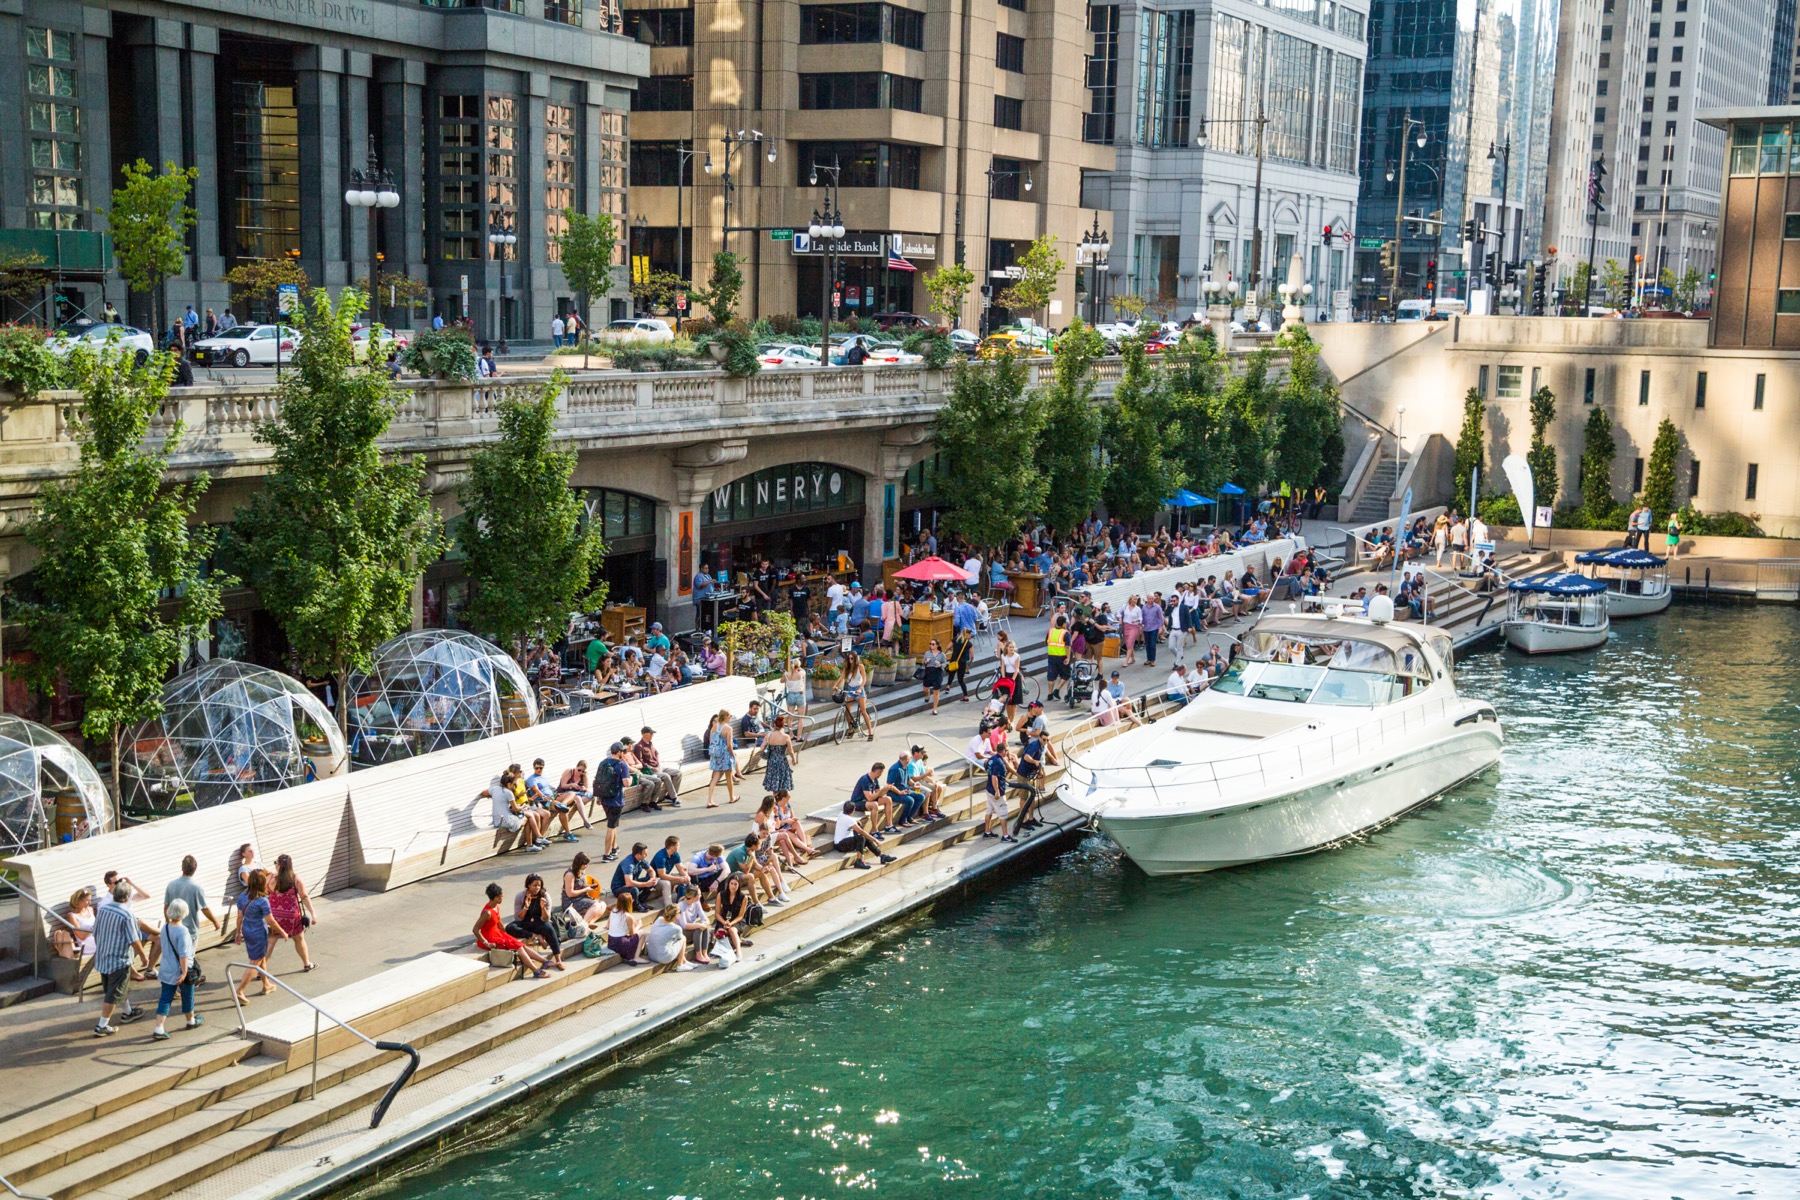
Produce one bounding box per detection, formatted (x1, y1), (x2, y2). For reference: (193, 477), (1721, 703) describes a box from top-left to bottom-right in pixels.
(1351, 458), (1400, 523)
(0, 952), (52, 1008)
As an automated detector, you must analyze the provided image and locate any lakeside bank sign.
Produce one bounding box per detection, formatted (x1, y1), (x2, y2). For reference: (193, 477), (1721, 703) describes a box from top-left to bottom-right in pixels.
(791, 232), (938, 259)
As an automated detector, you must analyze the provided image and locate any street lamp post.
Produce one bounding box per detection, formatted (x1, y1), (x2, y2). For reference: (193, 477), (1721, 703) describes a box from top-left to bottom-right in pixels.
(1079, 213), (1111, 326)
(808, 159), (845, 364)
(1488, 137), (1512, 291)
(719, 129), (778, 251)
(1387, 110), (1427, 317)
(1194, 110), (1269, 317)
(981, 161), (1033, 336)
(342, 134), (400, 321)
(486, 220), (517, 352)
(670, 141), (712, 332)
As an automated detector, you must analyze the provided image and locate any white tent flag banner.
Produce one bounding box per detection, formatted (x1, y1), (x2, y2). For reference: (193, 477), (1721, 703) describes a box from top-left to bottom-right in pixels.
(1502, 454), (1536, 541)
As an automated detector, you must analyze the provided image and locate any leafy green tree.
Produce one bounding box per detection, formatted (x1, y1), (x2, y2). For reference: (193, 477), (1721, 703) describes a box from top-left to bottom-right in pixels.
(553, 209), (619, 335)
(1452, 386), (1486, 509)
(1212, 347), (1278, 496)
(1671, 265), (1702, 313)
(1270, 326), (1341, 491)
(232, 288), (443, 735)
(1564, 261), (1591, 313)
(105, 159), (199, 340)
(999, 234), (1064, 325)
(922, 262), (975, 328)
(12, 346), (221, 795)
(223, 257), (311, 316)
(1578, 405), (1617, 519)
(1037, 321), (1108, 533)
(1526, 384), (1560, 507)
(1100, 340), (1181, 524)
(1162, 332), (1228, 496)
(1642, 416), (1680, 522)
(1598, 258), (1630, 309)
(0, 249), (50, 305)
(693, 251), (744, 322)
(933, 353), (1046, 547)
(457, 375), (606, 660)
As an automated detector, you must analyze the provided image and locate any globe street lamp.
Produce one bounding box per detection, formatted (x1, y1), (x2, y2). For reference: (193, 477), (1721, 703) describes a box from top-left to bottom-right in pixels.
(1078, 213), (1111, 326)
(487, 221), (518, 352)
(343, 135), (400, 320)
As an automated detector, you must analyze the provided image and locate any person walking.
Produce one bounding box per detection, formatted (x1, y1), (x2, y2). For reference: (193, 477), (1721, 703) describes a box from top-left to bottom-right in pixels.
(763, 715), (796, 794)
(1043, 616), (1070, 702)
(92, 883), (151, 1035)
(1141, 593), (1164, 666)
(945, 625), (974, 703)
(267, 854), (317, 972)
(150, 899), (202, 1040)
(550, 314), (565, 349)
(163, 855), (221, 947)
(920, 638), (947, 714)
(232, 870), (285, 1002)
(1120, 596), (1144, 666)
(704, 710), (738, 807)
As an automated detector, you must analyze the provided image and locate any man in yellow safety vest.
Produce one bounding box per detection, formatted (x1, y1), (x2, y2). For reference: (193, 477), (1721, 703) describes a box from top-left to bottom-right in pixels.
(1044, 614), (1071, 701)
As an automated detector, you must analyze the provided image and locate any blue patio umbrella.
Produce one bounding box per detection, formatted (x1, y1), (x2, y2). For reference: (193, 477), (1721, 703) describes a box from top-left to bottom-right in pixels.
(1163, 488), (1214, 508)
(1218, 482), (1246, 495)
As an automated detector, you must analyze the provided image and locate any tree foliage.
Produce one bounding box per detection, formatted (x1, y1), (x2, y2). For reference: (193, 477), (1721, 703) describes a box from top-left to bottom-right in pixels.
(922, 262), (975, 328)
(1578, 404), (1617, 519)
(457, 374), (606, 660)
(554, 209), (619, 334)
(1100, 340), (1181, 524)
(12, 346), (221, 786)
(1642, 416), (1680, 522)
(105, 160), (198, 338)
(1211, 347), (1278, 496)
(1671, 265), (1703, 313)
(1526, 384), (1559, 507)
(932, 353), (1046, 547)
(1452, 386), (1486, 509)
(1270, 326), (1341, 491)
(1162, 333), (1228, 496)
(223, 257), (312, 311)
(1598, 258), (1630, 309)
(693, 251), (744, 322)
(999, 235), (1064, 323)
(356, 269), (432, 313)
(0, 250), (50, 304)
(1037, 321), (1107, 533)
(231, 288), (442, 733)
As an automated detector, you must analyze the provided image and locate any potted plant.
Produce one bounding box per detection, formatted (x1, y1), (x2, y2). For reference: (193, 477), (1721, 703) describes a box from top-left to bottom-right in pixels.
(863, 647), (897, 688)
(403, 326), (477, 380)
(808, 661), (843, 703)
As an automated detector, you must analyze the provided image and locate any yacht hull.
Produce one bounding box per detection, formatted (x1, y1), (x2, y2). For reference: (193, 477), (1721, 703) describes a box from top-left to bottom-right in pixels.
(1501, 618), (1610, 654)
(1604, 587), (1671, 617)
(1070, 724), (1503, 876)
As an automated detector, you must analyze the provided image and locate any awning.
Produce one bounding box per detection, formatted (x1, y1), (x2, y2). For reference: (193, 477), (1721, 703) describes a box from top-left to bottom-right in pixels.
(1507, 572), (1609, 595)
(1573, 547), (1667, 568)
(1219, 482), (1246, 495)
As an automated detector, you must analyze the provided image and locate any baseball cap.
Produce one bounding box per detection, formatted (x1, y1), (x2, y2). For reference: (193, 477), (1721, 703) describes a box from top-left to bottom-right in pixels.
(640, 726), (655, 735)
(1028, 700), (1043, 709)
(651, 622), (663, 630)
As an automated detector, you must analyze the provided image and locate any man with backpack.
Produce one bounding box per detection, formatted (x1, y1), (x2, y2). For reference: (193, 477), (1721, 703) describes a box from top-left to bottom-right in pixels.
(594, 742), (635, 862)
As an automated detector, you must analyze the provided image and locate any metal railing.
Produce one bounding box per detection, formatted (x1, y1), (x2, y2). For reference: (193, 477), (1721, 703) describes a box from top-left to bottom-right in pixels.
(1331, 527), (1531, 606)
(0, 1172), (51, 1200)
(1061, 693), (1468, 810)
(225, 964), (420, 1129)
(1753, 559), (1800, 601)
(13, 881), (80, 986)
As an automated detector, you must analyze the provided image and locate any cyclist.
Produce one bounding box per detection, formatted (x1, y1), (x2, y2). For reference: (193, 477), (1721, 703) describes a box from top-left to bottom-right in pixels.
(841, 653), (874, 740)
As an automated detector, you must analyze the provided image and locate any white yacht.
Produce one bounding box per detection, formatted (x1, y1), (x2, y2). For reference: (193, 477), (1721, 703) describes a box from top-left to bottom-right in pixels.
(1057, 598), (1502, 875)
(1573, 547), (1672, 617)
(1500, 572), (1611, 654)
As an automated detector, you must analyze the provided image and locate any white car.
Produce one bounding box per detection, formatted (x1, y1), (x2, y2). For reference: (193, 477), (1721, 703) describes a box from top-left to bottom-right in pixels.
(757, 342), (823, 368)
(863, 341), (922, 365)
(351, 326), (410, 361)
(190, 324), (299, 367)
(948, 328), (979, 352)
(48, 323), (155, 363)
(604, 318), (675, 344)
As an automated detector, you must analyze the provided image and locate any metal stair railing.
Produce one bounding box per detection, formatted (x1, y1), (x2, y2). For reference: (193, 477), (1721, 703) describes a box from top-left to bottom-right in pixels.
(12, 881), (81, 988)
(0, 1172), (51, 1200)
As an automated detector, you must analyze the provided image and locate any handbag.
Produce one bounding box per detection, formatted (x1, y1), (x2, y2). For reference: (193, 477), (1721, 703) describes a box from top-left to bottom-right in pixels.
(581, 933), (607, 959)
(712, 942), (738, 969)
(746, 902), (765, 928)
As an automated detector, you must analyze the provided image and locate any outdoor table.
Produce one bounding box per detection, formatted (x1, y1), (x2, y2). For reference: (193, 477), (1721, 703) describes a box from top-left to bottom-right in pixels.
(910, 606), (954, 657)
(1010, 571), (1045, 617)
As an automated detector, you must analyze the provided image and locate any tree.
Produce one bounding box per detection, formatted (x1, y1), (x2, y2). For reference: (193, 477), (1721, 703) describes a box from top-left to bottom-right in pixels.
(1642, 416), (1680, 522)
(1111, 292), (1150, 322)
(692, 251), (745, 323)
(1212, 347), (1278, 496)
(630, 270), (687, 316)
(0, 250), (49, 305)
(12, 346), (221, 796)
(1578, 405), (1617, 519)
(922, 262), (975, 329)
(999, 234), (1064, 324)
(553, 209), (619, 335)
(1452, 386), (1486, 509)
(222, 257), (311, 315)
(231, 287), (443, 736)
(932, 354), (1046, 547)
(105, 159), (198, 340)
(356, 269), (432, 317)
(1526, 384), (1560, 508)
(1598, 258), (1630, 309)
(1037, 320), (1108, 533)
(1100, 340), (1182, 524)
(1672, 265), (1703, 313)
(457, 375), (607, 660)
(1270, 326), (1342, 492)
(1162, 332), (1228, 495)
(1565, 261), (1592, 313)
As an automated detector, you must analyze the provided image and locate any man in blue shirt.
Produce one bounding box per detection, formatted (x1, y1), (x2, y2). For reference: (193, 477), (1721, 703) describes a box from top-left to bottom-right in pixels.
(1011, 733), (1055, 837)
(645, 623), (672, 653)
(92, 884), (149, 1034)
(849, 762), (901, 834)
(884, 751), (926, 826)
(951, 595), (979, 636)
(524, 757), (579, 843)
(848, 586), (870, 632)
(650, 835), (693, 895)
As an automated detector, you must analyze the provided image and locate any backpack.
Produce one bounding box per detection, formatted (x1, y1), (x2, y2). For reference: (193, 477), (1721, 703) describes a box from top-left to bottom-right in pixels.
(595, 758), (624, 804)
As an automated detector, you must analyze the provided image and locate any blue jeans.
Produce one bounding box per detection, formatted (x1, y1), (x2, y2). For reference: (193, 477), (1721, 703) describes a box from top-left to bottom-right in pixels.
(157, 978), (194, 1018)
(1142, 629), (1159, 664)
(894, 790), (925, 823)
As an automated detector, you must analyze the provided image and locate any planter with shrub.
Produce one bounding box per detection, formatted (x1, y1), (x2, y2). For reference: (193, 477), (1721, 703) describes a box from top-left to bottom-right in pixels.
(403, 327), (477, 380)
(808, 661), (843, 703)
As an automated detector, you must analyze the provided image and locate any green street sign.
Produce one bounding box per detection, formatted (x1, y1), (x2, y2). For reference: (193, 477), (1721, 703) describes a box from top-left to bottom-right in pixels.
(1450, 270), (1468, 278)
(1358, 236), (1385, 249)
(769, 228), (794, 242)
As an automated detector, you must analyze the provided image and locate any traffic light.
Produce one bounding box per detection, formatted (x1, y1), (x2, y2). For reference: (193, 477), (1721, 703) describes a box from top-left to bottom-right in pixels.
(1532, 261), (1548, 313)
(1425, 257), (1437, 295)
(1708, 269), (1717, 283)
(1462, 218), (1478, 244)
(1487, 251), (1500, 280)
(1322, 224), (1334, 246)
(1379, 241), (1395, 274)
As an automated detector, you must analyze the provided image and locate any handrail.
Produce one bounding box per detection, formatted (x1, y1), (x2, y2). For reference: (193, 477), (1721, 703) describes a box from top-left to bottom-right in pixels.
(14, 881), (80, 986)
(0, 1172), (52, 1200)
(225, 964), (420, 1129)
(13, 882), (78, 933)
(903, 729), (983, 771)
(1333, 527), (1531, 596)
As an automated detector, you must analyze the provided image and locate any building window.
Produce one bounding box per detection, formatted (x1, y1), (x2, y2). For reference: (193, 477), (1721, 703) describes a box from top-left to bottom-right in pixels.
(1598, 80), (1610, 96)
(994, 95), (1024, 130)
(1689, 460), (1700, 497)
(794, 141), (922, 189)
(1777, 289), (1800, 313)
(632, 76), (694, 112)
(1595, 108), (1606, 125)
(1135, 8), (1196, 147)
(544, 102), (576, 261)
(227, 82), (299, 264)
(799, 73), (924, 112)
(1477, 364), (1489, 396)
(1632, 457), (1645, 493)
(1084, 4), (1119, 144)
(1639, 369), (1650, 405)
(1667, 96), (1679, 111)
(1673, 20), (1685, 35)
(629, 141), (694, 187)
(1746, 463), (1759, 501)
(1694, 371), (1706, 408)
(1671, 45), (1683, 61)
(1786, 214), (1800, 239)
(1602, 24), (1612, 40)
(1649, 21), (1660, 36)
(798, 4), (924, 49)
(996, 32), (1026, 73)
(989, 156), (1028, 200)
(1584, 367), (1596, 404)
(1495, 365), (1523, 399)
(544, 0), (582, 26)
(25, 24), (85, 230)
(624, 9), (693, 45)
(1000, 0), (1026, 9)
(1754, 373), (1766, 409)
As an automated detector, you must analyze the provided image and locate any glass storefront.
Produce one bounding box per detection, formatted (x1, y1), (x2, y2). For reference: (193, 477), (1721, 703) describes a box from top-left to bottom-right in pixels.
(700, 463), (866, 581)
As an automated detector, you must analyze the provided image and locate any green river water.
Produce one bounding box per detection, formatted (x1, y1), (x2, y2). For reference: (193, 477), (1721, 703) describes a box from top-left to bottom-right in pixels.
(370, 604), (1800, 1199)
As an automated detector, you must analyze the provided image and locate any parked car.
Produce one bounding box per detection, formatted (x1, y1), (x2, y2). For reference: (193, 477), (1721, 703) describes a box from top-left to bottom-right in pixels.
(604, 318), (675, 344)
(756, 342), (824, 368)
(351, 326), (410, 361)
(864, 341), (922, 365)
(874, 312), (932, 331)
(189, 324), (299, 367)
(977, 332), (1051, 359)
(47, 323), (156, 364)
(947, 328), (979, 353)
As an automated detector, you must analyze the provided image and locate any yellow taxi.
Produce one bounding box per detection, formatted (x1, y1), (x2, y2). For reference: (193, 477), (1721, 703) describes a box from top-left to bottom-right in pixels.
(977, 331), (1053, 359)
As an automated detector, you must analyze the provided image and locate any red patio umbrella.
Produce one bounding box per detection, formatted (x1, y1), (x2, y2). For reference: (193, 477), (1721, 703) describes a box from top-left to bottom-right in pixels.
(893, 555), (975, 583)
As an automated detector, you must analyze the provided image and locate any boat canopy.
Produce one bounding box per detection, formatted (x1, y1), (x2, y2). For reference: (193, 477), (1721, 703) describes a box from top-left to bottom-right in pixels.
(1573, 548), (1667, 568)
(1236, 620), (1429, 681)
(1506, 572), (1609, 596)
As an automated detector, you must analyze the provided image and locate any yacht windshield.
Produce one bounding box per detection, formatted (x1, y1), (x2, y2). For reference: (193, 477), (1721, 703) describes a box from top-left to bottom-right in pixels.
(1211, 629), (1427, 706)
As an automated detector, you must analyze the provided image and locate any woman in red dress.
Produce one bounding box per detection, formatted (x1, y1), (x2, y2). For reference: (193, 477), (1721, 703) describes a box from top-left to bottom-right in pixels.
(266, 854), (318, 972)
(473, 883), (549, 978)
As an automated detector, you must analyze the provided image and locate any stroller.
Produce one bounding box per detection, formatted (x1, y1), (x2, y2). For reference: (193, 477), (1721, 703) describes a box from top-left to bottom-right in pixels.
(1067, 658), (1099, 709)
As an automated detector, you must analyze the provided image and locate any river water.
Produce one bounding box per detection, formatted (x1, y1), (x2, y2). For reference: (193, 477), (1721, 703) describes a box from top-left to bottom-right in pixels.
(371, 605), (1800, 1199)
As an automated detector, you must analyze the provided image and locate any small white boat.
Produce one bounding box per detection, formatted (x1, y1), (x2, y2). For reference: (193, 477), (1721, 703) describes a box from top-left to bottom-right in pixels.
(1573, 547), (1673, 617)
(1056, 597), (1503, 876)
(1501, 573), (1611, 654)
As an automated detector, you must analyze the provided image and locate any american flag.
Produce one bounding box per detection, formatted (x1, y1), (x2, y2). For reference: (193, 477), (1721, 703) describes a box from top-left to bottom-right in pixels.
(887, 239), (917, 272)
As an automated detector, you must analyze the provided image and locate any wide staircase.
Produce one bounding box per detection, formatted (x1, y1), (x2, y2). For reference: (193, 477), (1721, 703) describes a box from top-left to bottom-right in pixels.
(1349, 457), (1400, 523)
(0, 947), (53, 1009)
(0, 699), (1173, 1200)
(1418, 549), (1562, 643)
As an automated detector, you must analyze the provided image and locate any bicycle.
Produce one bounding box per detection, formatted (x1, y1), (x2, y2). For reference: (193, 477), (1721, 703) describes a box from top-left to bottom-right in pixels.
(830, 688), (879, 744)
(764, 688), (808, 759)
(976, 666), (1040, 709)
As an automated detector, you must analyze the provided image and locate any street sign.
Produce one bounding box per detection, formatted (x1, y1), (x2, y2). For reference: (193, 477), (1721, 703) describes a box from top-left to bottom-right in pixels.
(276, 283), (299, 315)
(989, 266), (1023, 280)
(1358, 236), (1385, 250)
(459, 273), (469, 317)
(1450, 270), (1468, 278)
(675, 292), (688, 311)
(769, 228), (794, 242)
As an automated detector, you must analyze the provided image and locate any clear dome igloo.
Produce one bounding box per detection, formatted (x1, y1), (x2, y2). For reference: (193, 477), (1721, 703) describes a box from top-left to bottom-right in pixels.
(120, 659), (347, 813)
(0, 714), (113, 854)
(347, 629), (536, 766)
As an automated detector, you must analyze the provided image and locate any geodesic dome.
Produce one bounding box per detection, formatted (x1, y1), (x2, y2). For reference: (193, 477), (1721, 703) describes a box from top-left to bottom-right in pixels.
(0, 715), (112, 855)
(118, 659), (347, 814)
(347, 629), (536, 766)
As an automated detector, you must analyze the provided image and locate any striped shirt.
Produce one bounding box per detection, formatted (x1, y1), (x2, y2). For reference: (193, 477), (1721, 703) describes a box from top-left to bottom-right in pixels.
(92, 901), (142, 974)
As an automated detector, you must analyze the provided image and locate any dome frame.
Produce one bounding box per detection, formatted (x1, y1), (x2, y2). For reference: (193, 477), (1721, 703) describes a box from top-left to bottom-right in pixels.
(0, 714), (113, 854)
(347, 630), (536, 766)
